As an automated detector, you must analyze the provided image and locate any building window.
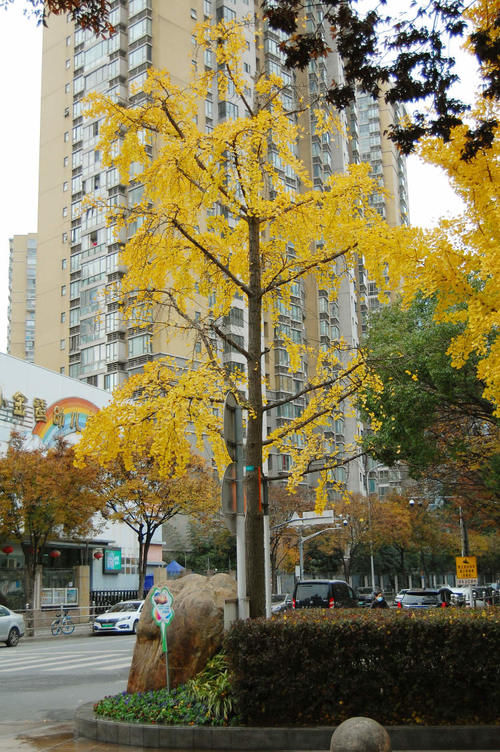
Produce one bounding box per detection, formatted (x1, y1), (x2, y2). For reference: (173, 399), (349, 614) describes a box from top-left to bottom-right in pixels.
(63, 181), (68, 192)
(63, 156), (69, 167)
(129, 44), (152, 70)
(61, 312), (66, 323)
(61, 285), (66, 296)
(218, 101), (239, 120)
(60, 339), (66, 350)
(104, 372), (120, 391)
(62, 207), (68, 217)
(128, 334), (152, 358)
(60, 366), (65, 375)
(62, 232), (68, 243)
(64, 131), (69, 142)
(65, 58), (71, 69)
(190, 8), (197, 19)
(61, 258), (67, 270)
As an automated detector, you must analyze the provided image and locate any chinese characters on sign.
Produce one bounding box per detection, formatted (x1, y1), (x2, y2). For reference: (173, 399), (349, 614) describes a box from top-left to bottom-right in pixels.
(33, 398), (47, 422)
(0, 390), (82, 431)
(456, 556), (478, 586)
(12, 392), (28, 418)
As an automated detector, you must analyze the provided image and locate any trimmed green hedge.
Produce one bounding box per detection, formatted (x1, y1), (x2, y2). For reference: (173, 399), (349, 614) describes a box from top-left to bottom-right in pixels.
(223, 609), (499, 726)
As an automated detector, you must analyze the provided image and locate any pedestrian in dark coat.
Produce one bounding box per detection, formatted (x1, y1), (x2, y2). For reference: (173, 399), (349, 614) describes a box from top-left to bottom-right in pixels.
(370, 591), (389, 608)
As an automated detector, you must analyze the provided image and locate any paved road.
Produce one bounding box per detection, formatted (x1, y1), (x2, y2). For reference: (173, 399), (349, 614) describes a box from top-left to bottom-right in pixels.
(0, 633), (135, 723)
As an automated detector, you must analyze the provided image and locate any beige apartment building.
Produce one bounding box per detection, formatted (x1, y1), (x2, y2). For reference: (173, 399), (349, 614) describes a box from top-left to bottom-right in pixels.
(7, 233), (37, 362)
(30, 1), (409, 501)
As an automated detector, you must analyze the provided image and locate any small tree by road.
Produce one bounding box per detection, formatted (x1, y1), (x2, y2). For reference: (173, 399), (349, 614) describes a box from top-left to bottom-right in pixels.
(0, 433), (103, 606)
(93, 448), (219, 597)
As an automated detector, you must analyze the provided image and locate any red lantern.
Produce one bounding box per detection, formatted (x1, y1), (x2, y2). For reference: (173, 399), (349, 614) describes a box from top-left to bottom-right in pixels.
(49, 549), (61, 559)
(1, 545), (14, 555)
(93, 551), (103, 560)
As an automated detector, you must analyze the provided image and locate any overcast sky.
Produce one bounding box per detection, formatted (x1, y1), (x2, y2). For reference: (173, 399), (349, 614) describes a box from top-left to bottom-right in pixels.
(0, 3), (475, 354)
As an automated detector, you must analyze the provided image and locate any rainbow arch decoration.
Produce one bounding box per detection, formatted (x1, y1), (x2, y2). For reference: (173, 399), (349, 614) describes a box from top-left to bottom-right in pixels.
(32, 397), (99, 446)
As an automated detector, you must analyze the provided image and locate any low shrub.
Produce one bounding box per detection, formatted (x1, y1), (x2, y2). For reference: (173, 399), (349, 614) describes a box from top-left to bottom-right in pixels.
(223, 608), (499, 726)
(93, 654), (237, 726)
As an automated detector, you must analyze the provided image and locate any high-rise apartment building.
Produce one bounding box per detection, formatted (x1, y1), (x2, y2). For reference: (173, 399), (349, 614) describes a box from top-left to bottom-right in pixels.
(7, 234), (37, 362)
(350, 91), (410, 336)
(32, 1), (408, 500)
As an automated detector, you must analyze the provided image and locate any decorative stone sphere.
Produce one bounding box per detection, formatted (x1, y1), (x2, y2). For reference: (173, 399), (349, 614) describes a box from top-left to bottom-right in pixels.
(330, 717), (391, 752)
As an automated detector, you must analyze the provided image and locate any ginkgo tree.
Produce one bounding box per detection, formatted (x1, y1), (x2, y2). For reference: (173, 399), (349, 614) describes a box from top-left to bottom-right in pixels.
(377, 1), (500, 415)
(381, 105), (500, 416)
(76, 18), (416, 617)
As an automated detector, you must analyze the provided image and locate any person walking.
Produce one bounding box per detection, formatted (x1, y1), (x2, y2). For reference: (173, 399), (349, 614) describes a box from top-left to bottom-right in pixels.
(370, 591), (389, 609)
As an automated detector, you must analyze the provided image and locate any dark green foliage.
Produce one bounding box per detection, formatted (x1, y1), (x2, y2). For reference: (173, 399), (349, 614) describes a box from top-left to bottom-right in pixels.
(94, 687), (213, 725)
(359, 296), (499, 515)
(262, 0), (499, 159)
(223, 610), (499, 726)
(93, 654), (236, 726)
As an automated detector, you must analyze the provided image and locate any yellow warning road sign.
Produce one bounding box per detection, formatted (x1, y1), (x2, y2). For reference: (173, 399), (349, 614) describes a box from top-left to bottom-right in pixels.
(456, 556), (477, 580)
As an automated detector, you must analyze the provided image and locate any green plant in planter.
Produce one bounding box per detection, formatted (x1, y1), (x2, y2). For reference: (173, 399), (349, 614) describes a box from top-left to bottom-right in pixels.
(185, 653), (236, 723)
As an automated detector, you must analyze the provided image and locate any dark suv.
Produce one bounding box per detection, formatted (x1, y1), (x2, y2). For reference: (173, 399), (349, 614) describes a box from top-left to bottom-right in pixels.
(397, 587), (454, 610)
(293, 580), (358, 609)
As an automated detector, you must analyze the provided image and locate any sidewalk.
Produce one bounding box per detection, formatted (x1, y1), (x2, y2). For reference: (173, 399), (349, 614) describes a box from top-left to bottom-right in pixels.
(0, 720), (495, 752)
(0, 721), (144, 752)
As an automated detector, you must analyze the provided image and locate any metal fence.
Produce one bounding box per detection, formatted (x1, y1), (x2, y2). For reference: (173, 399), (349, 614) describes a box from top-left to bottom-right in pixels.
(90, 589), (146, 614)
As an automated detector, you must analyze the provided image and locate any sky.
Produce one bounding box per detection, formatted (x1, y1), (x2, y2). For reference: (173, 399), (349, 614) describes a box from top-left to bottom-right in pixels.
(0, 2), (478, 354)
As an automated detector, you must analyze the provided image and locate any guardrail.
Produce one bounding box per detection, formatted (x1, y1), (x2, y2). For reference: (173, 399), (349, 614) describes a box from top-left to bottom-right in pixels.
(19, 604), (96, 637)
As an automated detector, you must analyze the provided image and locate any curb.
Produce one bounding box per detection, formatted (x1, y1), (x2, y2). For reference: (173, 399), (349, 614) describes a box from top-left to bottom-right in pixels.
(75, 703), (500, 750)
(23, 626), (94, 642)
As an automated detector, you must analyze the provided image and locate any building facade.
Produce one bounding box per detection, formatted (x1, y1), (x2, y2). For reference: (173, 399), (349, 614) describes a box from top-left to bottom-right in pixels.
(7, 234), (37, 363)
(31, 1), (409, 504)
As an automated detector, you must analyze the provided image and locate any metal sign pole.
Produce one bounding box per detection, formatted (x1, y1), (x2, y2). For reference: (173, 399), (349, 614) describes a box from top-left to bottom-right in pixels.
(161, 622), (170, 692)
(235, 404), (247, 619)
(151, 586), (174, 692)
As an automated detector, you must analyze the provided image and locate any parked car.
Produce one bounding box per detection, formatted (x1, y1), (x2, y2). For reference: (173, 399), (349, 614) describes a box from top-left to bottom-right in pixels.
(0, 605), (25, 647)
(293, 580), (358, 610)
(393, 588), (409, 607)
(396, 587), (454, 610)
(449, 588), (467, 607)
(356, 586), (375, 607)
(271, 593), (293, 614)
(93, 600), (144, 635)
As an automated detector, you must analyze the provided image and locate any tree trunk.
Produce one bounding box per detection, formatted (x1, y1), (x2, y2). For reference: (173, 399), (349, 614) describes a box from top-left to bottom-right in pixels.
(245, 216), (265, 617)
(21, 543), (36, 608)
(137, 538), (147, 598)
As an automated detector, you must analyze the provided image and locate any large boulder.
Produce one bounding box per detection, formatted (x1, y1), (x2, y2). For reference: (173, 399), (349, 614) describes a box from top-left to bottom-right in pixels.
(127, 573), (237, 693)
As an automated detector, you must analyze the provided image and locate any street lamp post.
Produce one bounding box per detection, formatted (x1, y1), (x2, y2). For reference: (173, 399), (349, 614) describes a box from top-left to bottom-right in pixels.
(298, 521), (348, 579)
(273, 511), (348, 581)
(367, 496), (376, 592)
(365, 465), (385, 592)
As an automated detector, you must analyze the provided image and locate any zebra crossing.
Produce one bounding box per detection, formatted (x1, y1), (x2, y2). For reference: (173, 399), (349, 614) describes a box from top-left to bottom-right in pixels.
(0, 642), (134, 676)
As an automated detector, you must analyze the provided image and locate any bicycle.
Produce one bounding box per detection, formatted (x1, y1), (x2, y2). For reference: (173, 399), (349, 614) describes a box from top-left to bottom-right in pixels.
(50, 607), (75, 636)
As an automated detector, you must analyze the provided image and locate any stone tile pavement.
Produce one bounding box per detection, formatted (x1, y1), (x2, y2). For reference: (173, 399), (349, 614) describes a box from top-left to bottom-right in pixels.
(0, 722), (155, 752)
(0, 720), (494, 752)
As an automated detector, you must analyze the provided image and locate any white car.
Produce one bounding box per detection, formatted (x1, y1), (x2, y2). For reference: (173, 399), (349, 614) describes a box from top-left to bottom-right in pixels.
(93, 600), (144, 635)
(0, 605), (25, 647)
